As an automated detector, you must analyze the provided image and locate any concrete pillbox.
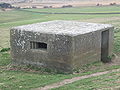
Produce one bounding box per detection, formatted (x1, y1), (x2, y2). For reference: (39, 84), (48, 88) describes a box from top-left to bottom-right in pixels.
(10, 20), (114, 73)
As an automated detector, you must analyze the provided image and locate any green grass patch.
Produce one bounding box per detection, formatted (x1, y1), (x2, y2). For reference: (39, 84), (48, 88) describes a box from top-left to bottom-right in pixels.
(0, 48), (10, 52)
(0, 52), (11, 66)
(0, 70), (73, 90)
(52, 71), (120, 90)
(114, 28), (120, 53)
(24, 6), (120, 13)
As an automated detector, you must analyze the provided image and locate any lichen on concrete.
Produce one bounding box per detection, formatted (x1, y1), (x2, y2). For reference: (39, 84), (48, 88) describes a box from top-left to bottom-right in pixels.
(13, 20), (113, 36)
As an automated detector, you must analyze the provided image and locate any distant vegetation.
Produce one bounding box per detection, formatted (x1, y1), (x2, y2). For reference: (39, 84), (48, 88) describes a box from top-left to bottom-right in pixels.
(62, 5), (73, 8)
(0, 3), (20, 10)
(43, 6), (52, 8)
(109, 3), (117, 6)
(0, 3), (13, 8)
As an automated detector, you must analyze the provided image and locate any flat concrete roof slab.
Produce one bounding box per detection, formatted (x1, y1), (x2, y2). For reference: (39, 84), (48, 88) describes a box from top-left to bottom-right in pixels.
(12, 20), (113, 36)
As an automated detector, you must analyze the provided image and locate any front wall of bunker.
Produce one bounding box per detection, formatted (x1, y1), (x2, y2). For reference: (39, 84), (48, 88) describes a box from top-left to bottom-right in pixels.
(47, 34), (73, 72)
(10, 29), (73, 72)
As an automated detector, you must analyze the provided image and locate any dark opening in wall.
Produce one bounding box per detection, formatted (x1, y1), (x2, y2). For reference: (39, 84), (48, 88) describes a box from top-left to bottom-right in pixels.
(30, 41), (47, 50)
(101, 30), (109, 62)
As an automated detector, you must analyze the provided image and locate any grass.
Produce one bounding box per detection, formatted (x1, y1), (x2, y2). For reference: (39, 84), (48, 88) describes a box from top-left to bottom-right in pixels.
(0, 70), (74, 90)
(114, 27), (120, 53)
(24, 6), (120, 13)
(0, 6), (120, 50)
(0, 48), (10, 52)
(0, 10), (45, 24)
(52, 71), (120, 90)
(0, 51), (120, 90)
(0, 52), (10, 66)
(0, 6), (120, 90)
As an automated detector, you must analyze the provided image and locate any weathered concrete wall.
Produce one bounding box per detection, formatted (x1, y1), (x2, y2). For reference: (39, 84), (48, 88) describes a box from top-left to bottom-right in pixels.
(10, 29), (73, 73)
(10, 20), (114, 73)
(72, 31), (101, 69)
(71, 27), (114, 69)
(108, 27), (114, 56)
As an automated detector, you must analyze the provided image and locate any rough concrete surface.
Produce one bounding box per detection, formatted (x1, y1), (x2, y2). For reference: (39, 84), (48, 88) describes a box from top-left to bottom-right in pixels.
(10, 20), (114, 73)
